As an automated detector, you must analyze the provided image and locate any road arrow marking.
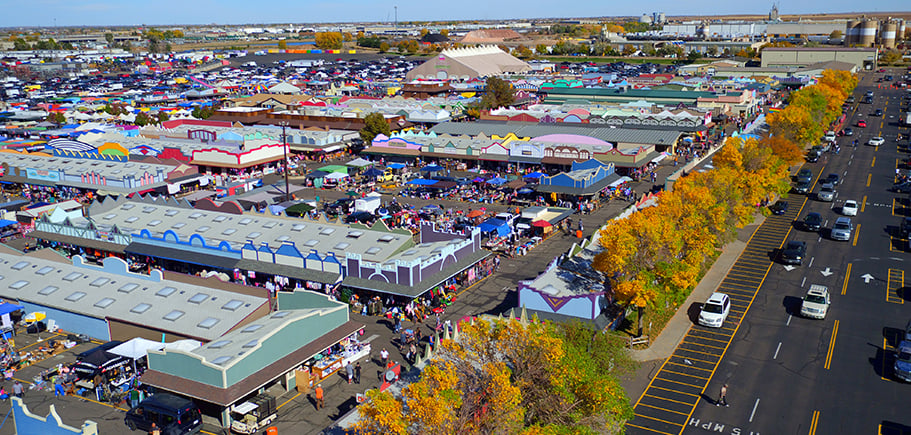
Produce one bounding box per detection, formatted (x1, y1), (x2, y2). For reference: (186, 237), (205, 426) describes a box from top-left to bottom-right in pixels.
(821, 267), (833, 277)
(861, 273), (875, 283)
(784, 265), (796, 271)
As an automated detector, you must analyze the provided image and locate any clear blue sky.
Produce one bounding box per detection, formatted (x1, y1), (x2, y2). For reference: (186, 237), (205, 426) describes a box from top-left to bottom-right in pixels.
(2, 0), (907, 28)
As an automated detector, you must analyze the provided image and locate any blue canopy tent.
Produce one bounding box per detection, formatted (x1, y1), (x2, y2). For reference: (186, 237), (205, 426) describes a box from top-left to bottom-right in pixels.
(363, 167), (385, 177)
(406, 179), (439, 186)
(0, 302), (23, 338)
(486, 177), (507, 186)
(421, 165), (443, 173)
(477, 218), (511, 237)
(386, 163), (406, 169)
(523, 172), (545, 179)
(0, 219), (16, 228)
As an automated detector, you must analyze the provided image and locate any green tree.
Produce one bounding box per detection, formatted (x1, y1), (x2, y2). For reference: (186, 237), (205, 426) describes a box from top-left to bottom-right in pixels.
(13, 38), (30, 51)
(104, 33), (114, 44)
(480, 76), (515, 110)
(46, 112), (66, 125)
(191, 106), (214, 119)
(829, 30), (843, 39)
(687, 50), (702, 62)
(359, 112), (390, 144)
(133, 112), (151, 127)
(379, 42), (390, 53)
(156, 111), (170, 124)
(535, 44), (548, 55)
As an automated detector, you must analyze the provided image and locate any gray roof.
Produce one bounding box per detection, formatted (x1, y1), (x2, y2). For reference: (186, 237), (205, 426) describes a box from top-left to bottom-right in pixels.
(342, 249), (490, 298)
(431, 121), (682, 146)
(81, 197), (413, 259)
(0, 253), (267, 341)
(0, 153), (174, 193)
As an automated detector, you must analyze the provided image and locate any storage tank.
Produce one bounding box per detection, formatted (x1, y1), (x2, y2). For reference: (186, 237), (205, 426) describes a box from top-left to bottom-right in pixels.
(639, 14), (653, 24)
(658, 12), (666, 24)
(845, 20), (860, 45)
(899, 20), (906, 41)
(880, 22), (897, 48)
(859, 20), (878, 47)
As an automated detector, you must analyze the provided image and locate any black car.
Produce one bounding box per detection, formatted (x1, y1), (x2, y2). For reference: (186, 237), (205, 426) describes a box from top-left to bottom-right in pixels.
(804, 212), (823, 231)
(874, 109), (884, 117)
(345, 211), (375, 224)
(843, 127), (854, 136)
(797, 168), (813, 183)
(794, 180), (812, 194)
(770, 201), (789, 215)
(780, 240), (807, 265)
(824, 173), (840, 186)
(902, 217), (911, 239)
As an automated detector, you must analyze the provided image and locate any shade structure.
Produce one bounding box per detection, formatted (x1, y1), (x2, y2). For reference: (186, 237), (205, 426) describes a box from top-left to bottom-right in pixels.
(109, 338), (165, 360)
(346, 191), (361, 197)
(517, 187), (534, 195)
(346, 157), (373, 168)
(421, 164), (443, 172)
(318, 165), (348, 174)
(363, 167), (385, 177)
(307, 170), (329, 179)
(532, 220), (552, 227)
(73, 349), (130, 376)
(23, 311), (46, 323)
(324, 172), (349, 180)
(523, 172), (545, 179)
(466, 209), (485, 218)
(486, 177), (507, 186)
(386, 163), (406, 169)
(284, 203), (315, 217)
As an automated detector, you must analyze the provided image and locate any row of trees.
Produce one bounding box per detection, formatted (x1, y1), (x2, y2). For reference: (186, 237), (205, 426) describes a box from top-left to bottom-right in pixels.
(11, 38), (74, 51)
(351, 318), (634, 434)
(593, 69), (856, 336)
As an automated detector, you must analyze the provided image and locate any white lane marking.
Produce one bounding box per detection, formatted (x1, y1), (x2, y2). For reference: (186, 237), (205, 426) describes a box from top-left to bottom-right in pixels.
(750, 398), (761, 422)
(773, 342), (782, 360)
(808, 257), (815, 268)
(786, 315), (792, 326)
(801, 277), (806, 288)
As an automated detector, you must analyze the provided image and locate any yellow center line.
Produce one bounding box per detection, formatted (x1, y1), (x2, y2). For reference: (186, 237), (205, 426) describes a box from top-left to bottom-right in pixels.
(825, 320), (839, 370)
(277, 391), (301, 410)
(842, 263), (852, 295)
(872, 156), (876, 167)
(809, 410), (820, 435)
(853, 224), (861, 246)
(867, 173), (872, 187)
(861, 195), (867, 213)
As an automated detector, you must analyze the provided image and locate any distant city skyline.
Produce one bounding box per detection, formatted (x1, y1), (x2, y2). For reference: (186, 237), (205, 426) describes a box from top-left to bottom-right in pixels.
(2, 0), (908, 28)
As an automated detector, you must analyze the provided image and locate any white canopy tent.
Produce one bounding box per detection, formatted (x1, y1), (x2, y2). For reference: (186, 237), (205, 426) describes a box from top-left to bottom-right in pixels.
(109, 337), (165, 360)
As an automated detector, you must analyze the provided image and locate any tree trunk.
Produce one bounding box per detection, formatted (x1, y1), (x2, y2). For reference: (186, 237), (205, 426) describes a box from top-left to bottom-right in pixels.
(637, 306), (644, 337)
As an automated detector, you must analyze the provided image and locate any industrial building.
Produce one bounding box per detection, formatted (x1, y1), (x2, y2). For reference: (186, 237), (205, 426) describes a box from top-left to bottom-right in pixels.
(761, 47), (878, 70)
(405, 45), (531, 81)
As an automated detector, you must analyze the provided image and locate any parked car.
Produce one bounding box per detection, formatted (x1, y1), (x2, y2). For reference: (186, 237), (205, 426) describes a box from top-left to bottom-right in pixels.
(800, 285), (830, 319)
(780, 240), (807, 265)
(769, 201), (789, 215)
(901, 217), (911, 239)
(797, 168), (813, 183)
(893, 182), (911, 193)
(868, 136), (885, 146)
(831, 217), (853, 241)
(842, 200), (858, 216)
(817, 183), (836, 202)
(824, 131), (837, 142)
(806, 151), (820, 163)
(843, 127), (854, 136)
(698, 292), (731, 328)
(895, 340), (911, 382)
(124, 393), (202, 434)
(804, 212), (823, 231)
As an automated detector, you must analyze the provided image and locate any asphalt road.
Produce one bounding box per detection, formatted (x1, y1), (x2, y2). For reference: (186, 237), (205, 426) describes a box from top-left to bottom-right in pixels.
(666, 70), (911, 435)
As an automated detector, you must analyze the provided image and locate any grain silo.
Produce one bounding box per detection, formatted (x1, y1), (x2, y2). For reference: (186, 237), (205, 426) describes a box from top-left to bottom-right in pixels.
(845, 20), (860, 45)
(880, 22), (897, 48)
(898, 20), (906, 41)
(859, 20), (878, 47)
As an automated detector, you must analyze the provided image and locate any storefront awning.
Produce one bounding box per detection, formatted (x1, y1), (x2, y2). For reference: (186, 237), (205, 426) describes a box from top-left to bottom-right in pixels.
(125, 242), (240, 270)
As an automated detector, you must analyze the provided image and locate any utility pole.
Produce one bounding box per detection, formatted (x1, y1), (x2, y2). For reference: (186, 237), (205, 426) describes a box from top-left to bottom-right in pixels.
(280, 122), (291, 202)
(394, 6), (398, 30)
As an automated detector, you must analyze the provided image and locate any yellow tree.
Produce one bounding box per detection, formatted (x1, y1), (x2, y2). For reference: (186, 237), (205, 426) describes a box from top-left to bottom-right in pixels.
(314, 32), (343, 49)
(762, 134), (804, 165)
(350, 388), (408, 434)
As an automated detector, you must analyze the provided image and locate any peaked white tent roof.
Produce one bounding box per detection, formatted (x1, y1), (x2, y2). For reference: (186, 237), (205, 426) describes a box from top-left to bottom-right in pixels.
(109, 337), (166, 360)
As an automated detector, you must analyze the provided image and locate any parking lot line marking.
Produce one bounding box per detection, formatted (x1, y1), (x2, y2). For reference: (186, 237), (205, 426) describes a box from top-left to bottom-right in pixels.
(676, 347), (722, 359)
(671, 354), (715, 366)
(661, 368), (710, 381)
(893, 198), (898, 216)
(631, 413), (684, 428)
(842, 263), (852, 295)
(277, 391), (301, 410)
(16, 332), (65, 351)
(666, 361), (713, 373)
(853, 224), (861, 246)
(79, 394), (129, 412)
(644, 393), (695, 407)
(637, 403), (691, 416)
(882, 337), (891, 382)
(653, 376), (702, 389)
(681, 339), (725, 351)
(809, 410), (820, 435)
(774, 342), (782, 359)
(624, 422), (674, 435)
(650, 385), (700, 399)
(825, 320), (839, 370)
(887, 269), (905, 304)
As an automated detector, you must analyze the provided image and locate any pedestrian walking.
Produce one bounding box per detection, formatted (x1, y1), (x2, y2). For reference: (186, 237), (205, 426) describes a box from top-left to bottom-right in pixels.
(380, 348), (389, 367)
(12, 381), (23, 398)
(314, 385), (324, 410)
(345, 361), (354, 384)
(716, 384), (729, 407)
(355, 362), (361, 384)
(54, 376), (65, 397)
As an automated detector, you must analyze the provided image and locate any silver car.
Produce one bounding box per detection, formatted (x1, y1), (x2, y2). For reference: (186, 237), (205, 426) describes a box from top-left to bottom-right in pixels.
(831, 217), (853, 241)
(817, 183), (836, 202)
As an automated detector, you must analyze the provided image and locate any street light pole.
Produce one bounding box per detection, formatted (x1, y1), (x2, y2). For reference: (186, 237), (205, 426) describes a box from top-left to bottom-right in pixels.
(280, 122), (290, 202)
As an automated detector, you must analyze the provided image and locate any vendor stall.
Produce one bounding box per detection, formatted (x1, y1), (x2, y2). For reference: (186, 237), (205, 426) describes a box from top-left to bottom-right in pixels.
(310, 335), (371, 380)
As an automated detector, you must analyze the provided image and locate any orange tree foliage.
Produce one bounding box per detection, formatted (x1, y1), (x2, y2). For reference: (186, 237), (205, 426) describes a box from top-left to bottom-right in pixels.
(349, 318), (634, 434)
(768, 69), (858, 148)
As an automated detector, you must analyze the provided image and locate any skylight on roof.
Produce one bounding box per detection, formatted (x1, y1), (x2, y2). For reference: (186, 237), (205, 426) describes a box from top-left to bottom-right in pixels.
(63, 272), (82, 281)
(172, 223), (186, 229)
(103, 214), (117, 220)
(247, 232), (262, 239)
(222, 228), (236, 235)
(262, 221), (276, 229)
(163, 310), (185, 321)
(90, 277), (110, 287)
(121, 204), (135, 210)
(271, 311), (290, 319)
(304, 239), (319, 247)
(36, 266), (54, 275)
(275, 235), (291, 242)
(165, 210), (179, 217)
(242, 339), (258, 349)
(222, 299), (244, 311)
(148, 220), (162, 226)
(241, 324), (263, 333)
(188, 293), (209, 304)
(238, 218), (252, 225)
(156, 287), (176, 297)
(319, 228), (336, 235)
(366, 247), (382, 255)
(189, 212), (204, 219)
(65, 291), (86, 302)
(333, 242), (350, 250)
(198, 317), (219, 329)
(142, 207), (156, 213)
(125, 216), (139, 223)
(11, 261), (29, 270)
(208, 340), (231, 349)
(213, 216), (227, 222)
(378, 235), (395, 242)
(197, 226), (211, 233)
(291, 224), (306, 231)
(347, 231), (364, 238)
(118, 283), (139, 293)
(211, 356), (234, 365)
(130, 303), (151, 314)
(94, 298), (115, 308)
(38, 286), (58, 295)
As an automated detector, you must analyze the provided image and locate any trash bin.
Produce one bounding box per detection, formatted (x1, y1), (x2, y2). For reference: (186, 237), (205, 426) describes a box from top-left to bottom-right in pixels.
(576, 230), (582, 238)
(267, 427), (278, 435)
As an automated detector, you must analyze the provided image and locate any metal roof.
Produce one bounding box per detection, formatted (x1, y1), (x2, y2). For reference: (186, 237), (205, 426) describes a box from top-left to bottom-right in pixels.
(431, 121), (682, 146)
(0, 253), (267, 341)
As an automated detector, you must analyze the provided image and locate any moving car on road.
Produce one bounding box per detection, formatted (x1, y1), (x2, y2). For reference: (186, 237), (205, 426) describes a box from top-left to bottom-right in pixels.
(868, 136), (885, 146)
(842, 200), (858, 216)
(698, 293), (731, 328)
(803, 212), (823, 231)
(817, 183), (836, 202)
(831, 217), (854, 241)
(800, 285), (830, 319)
(780, 240), (807, 265)
(857, 119), (867, 127)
